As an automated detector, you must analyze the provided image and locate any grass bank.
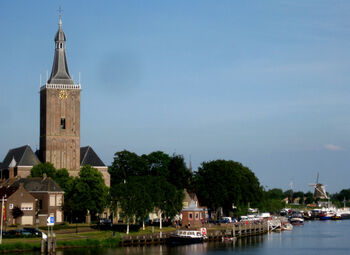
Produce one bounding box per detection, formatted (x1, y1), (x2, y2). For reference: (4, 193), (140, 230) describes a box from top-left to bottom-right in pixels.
(0, 230), (121, 253)
(0, 225), (177, 253)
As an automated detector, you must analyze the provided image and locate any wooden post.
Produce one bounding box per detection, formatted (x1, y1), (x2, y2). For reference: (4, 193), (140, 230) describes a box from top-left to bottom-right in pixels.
(41, 238), (46, 254)
(52, 233), (56, 253)
(47, 232), (52, 253)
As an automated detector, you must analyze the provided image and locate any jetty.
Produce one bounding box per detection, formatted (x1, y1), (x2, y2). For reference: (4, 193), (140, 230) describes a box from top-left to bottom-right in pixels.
(120, 220), (269, 246)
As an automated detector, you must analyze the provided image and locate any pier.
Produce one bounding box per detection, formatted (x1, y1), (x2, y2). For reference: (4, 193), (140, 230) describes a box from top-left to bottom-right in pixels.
(120, 220), (269, 246)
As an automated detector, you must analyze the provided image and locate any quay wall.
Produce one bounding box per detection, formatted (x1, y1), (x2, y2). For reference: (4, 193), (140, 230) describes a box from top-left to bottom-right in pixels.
(120, 220), (269, 246)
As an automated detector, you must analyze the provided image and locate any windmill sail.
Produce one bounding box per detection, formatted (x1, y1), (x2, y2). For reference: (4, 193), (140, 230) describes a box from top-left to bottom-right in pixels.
(309, 172), (328, 199)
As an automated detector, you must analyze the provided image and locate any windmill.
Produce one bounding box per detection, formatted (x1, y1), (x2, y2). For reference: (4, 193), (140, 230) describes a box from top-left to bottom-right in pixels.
(309, 173), (328, 199)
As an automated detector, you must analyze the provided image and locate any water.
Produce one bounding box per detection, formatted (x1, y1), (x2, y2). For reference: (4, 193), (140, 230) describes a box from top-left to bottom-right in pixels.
(24, 220), (350, 255)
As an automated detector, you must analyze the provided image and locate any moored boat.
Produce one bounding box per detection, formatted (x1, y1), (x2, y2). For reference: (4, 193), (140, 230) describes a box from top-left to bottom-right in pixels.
(290, 217), (304, 225)
(331, 214), (341, 220)
(289, 212), (304, 225)
(167, 230), (206, 245)
(319, 211), (335, 220)
(282, 222), (293, 231)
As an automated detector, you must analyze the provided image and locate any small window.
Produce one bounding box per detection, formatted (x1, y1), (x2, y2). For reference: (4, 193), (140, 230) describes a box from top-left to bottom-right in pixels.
(59, 43), (63, 48)
(60, 118), (66, 129)
(195, 213), (199, 220)
(9, 203), (13, 209)
(39, 200), (43, 210)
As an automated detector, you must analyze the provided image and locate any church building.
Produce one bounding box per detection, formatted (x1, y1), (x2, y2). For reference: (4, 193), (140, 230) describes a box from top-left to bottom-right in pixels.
(1, 16), (110, 187)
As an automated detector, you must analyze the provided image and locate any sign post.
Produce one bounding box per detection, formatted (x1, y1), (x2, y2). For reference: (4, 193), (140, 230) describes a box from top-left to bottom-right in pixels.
(47, 216), (55, 226)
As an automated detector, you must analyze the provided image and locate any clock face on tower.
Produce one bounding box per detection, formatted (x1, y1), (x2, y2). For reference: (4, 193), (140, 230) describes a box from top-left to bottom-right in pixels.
(58, 90), (68, 100)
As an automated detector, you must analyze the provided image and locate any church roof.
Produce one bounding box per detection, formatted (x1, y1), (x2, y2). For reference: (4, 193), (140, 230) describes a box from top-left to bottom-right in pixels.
(47, 16), (74, 85)
(80, 146), (106, 167)
(0, 145), (41, 170)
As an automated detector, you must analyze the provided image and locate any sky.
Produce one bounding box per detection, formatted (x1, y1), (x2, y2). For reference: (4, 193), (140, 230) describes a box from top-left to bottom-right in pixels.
(0, 1), (349, 193)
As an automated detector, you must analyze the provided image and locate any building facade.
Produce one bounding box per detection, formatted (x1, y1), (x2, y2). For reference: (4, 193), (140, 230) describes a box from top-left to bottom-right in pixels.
(38, 16), (110, 186)
(39, 16), (81, 173)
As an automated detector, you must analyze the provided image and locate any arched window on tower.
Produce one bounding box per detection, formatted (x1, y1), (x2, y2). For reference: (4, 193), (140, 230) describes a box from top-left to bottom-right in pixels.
(59, 43), (63, 48)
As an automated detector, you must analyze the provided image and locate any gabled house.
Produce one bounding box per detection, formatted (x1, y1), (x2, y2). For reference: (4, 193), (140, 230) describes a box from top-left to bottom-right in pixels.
(0, 183), (37, 225)
(181, 190), (208, 227)
(9, 176), (64, 225)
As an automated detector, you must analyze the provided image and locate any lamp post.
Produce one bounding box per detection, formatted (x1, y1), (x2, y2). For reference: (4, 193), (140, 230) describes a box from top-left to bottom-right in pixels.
(0, 197), (4, 244)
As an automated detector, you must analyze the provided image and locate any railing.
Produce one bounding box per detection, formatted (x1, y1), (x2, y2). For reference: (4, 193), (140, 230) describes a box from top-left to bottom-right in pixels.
(40, 83), (81, 90)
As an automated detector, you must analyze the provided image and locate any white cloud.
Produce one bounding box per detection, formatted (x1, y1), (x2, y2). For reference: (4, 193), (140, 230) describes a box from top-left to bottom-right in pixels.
(323, 144), (343, 151)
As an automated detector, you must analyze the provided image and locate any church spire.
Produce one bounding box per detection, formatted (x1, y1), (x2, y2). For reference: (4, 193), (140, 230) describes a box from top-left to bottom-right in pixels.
(47, 13), (74, 85)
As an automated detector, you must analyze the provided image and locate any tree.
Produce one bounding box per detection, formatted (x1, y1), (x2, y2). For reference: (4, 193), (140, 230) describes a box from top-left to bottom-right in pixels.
(30, 162), (56, 178)
(114, 176), (153, 233)
(55, 168), (74, 193)
(143, 151), (171, 178)
(67, 165), (109, 221)
(194, 160), (263, 215)
(109, 150), (148, 185)
(168, 154), (192, 190)
(12, 206), (24, 219)
(265, 188), (284, 200)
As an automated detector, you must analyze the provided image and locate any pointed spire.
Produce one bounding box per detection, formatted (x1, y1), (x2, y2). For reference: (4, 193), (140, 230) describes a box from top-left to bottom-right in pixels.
(47, 12), (74, 85)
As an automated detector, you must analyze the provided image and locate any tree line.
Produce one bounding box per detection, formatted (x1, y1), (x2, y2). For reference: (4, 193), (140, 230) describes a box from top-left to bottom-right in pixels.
(29, 150), (350, 226)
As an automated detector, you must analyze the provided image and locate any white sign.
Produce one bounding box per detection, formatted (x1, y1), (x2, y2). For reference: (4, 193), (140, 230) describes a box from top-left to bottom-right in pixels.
(47, 216), (55, 226)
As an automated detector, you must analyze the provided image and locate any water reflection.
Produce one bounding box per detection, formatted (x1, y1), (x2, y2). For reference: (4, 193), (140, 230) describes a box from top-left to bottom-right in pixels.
(51, 235), (264, 255)
(16, 221), (350, 255)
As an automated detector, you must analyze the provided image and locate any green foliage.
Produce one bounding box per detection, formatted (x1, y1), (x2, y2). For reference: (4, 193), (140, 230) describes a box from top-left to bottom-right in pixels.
(168, 154), (192, 190)
(109, 150), (148, 185)
(0, 242), (40, 252)
(265, 188), (284, 200)
(113, 176), (153, 222)
(30, 162), (56, 178)
(65, 165), (109, 220)
(143, 151), (171, 178)
(332, 188), (350, 205)
(56, 236), (120, 248)
(55, 168), (74, 193)
(11, 206), (24, 219)
(193, 160), (263, 213)
(110, 150), (188, 223)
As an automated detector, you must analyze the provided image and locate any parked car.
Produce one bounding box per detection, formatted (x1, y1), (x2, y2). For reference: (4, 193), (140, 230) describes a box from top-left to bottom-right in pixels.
(19, 229), (32, 237)
(6, 229), (22, 238)
(23, 227), (42, 237)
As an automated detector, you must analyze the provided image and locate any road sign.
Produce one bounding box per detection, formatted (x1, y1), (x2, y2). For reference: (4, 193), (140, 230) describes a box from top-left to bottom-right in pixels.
(47, 216), (55, 226)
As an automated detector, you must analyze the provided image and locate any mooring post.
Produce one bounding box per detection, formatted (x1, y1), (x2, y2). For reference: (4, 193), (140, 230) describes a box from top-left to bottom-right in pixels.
(52, 232), (56, 253)
(41, 238), (46, 254)
(47, 231), (52, 254)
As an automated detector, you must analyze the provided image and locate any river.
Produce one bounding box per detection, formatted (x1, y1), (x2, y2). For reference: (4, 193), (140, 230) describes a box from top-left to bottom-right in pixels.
(25, 220), (350, 255)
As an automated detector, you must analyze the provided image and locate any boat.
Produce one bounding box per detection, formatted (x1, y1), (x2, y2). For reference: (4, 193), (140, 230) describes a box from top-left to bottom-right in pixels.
(331, 214), (341, 220)
(289, 212), (304, 225)
(282, 223), (293, 231)
(319, 211), (335, 220)
(341, 213), (350, 219)
(289, 217), (304, 225)
(167, 230), (206, 245)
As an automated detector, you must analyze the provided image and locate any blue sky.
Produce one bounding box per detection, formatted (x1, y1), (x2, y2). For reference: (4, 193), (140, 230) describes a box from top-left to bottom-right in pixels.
(0, 1), (349, 193)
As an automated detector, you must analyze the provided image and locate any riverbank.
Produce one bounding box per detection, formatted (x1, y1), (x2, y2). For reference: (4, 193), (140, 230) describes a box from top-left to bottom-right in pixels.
(0, 225), (176, 253)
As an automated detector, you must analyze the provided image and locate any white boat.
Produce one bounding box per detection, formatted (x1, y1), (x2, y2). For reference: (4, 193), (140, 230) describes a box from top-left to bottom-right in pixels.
(289, 213), (304, 225)
(167, 230), (206, 245)
(282, 223), (293, 231)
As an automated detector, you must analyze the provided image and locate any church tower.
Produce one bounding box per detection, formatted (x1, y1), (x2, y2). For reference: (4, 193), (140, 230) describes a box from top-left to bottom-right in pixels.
(39, 16), (81, 174)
